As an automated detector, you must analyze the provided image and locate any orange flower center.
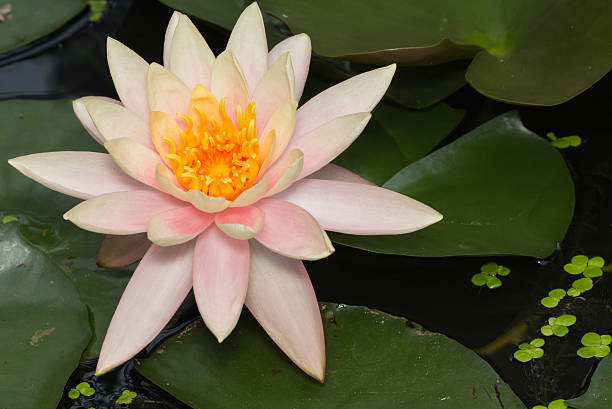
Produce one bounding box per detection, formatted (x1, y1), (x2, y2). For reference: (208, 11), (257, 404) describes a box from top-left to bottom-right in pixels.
(164, 86), (260, 200)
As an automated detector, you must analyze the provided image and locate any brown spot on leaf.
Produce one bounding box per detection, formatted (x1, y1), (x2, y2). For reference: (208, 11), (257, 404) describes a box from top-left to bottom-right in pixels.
(30, 327), (56, 346)
(416, 328), (435, 336)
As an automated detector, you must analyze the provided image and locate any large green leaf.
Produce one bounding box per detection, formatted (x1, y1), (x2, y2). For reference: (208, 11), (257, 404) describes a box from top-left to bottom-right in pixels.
(567, 357), (612, 408)
(332, 112), (574, 258)
(334, 102), (465, 185)
(0, 0), (88, 54)
(0, 221), (90, 409)
(136, 303), (527, 409)
(0, 99), (131, 361)
(259, 0), (612, 105)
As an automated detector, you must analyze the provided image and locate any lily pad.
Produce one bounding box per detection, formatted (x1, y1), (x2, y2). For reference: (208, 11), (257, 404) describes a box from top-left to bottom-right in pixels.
(0, 222), (91, 409)
(0, 0), (88, 54)
(568, 356), (612, 408)
(259, 0), (612, 105)
(0, 99), (132, 360)
(136, 303), (527, 409)
(331, 112), (574, 258)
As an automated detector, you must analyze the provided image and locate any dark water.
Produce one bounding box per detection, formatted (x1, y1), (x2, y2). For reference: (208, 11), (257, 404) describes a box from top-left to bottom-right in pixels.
(2, 0), (612, 408)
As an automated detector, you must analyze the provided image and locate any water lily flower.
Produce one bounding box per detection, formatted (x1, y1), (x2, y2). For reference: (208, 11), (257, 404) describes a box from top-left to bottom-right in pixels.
(8, 3), (442, 381)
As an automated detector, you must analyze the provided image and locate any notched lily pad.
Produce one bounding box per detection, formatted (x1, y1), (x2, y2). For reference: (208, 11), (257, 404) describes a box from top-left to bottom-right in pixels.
(136, 303), (527, 409)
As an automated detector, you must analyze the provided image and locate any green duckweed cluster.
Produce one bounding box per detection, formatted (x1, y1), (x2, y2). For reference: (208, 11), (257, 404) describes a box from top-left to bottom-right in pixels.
(116, 389), (138, 404)
(471, 262), (510, 289)
(1, 215), (18, 224)
(546, 132), (581, 149)
(577, 332), (612, 358)
(540, 289), (566, 308)
(68, 382), (95, 399)
(88, 0), (107, 22)
(513, 338), (545, 362)
(540, 314), (576, 337)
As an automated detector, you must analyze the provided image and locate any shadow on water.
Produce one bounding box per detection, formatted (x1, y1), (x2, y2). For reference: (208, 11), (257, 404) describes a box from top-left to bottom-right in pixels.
(1, 0), (612, 407)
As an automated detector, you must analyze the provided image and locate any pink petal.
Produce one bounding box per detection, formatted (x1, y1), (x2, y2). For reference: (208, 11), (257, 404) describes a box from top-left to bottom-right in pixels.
(168, 13), (215, 89)
(186, 190), (231, 213)
(276, 179), (443, 235)
(294, 64), (395, 139)
(107, 38), (150, 121)
(96, 241), (195, 375)
(226, 2), (267, 94)
(252, 53), (295, 136)
(193, 226), (250, 342)
(210, 50), (249, 123)
(147, 63), (191, 123)
(104, 137), (161, 189)
(63, 190), (184, 235)
(85, 98), (155, 150)
(245, 241), (325, 382)
(268, 34), (311, 102)
(97, 233), (151, 269)
(147, 205), (214, 246)
(8, 152), (146, 200)
(73, 96), (120, 144)
(264, 149), (303, 197)
(307, 163), (375, 185)
(281, 112), (371, 179)
(155, 163), (189, 201)
(259, 99), (297, 164)
(163, 11), (181, 68)
(230, 175), (268, 207)
(214, 206), (265, 240)
(254, 198), (333, 261)
(149, 110), (183, 169)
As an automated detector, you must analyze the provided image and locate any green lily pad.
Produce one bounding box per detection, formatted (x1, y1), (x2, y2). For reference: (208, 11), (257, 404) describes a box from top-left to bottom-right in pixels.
(332, 112), (574, 258)
(259, 0), (612, 105)
(582, 332), (603, 347)
(572, 278), (594, 292)
(471, 272), (489, 287)
(0, 0), (88, 54)
(0, 222), (91, 409)
(567, 288), (581, 297)
(555, 315), (577, 327)
(588, 256), (605, 268)
(136, 303), (527, 409)
(567, 356), (612, 407)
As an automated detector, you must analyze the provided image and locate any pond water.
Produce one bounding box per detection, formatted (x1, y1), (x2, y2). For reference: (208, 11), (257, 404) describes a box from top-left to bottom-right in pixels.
(2, 0), (612, 408)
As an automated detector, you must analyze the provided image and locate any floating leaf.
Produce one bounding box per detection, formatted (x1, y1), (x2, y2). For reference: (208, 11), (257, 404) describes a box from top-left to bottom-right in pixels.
(572, 278), (594, 292)
(332, 112), (574, 258)
(0, 0), (88, 53)
(137, 303), (527, 408)
(567, 356), (612, 407)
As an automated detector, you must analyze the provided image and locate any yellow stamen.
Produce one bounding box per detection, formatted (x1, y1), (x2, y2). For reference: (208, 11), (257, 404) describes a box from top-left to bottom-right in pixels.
(157, 85), (260, 200)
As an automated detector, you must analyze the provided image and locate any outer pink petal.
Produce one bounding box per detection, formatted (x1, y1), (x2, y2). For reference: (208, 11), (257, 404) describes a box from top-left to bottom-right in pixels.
(73, 96), (120, 144)
(254, 198), (334, 261)
(214, 206), (265, 240)
(210, 50), (249, 123)
(104, 137), (161, 189)
(245, 241), (325, 382)
(226, 2), (267, 94)
(168, 13), (215, 89)
(147, 205), (214, 246)
(307, 163), (375, 185)
(268, 34), (311, 102)
(264, 149), (304, 197)
(163, 11), (181, 68)
(275, 179), (443, 235)
(97, 233), (151, 269)
(63, 190), (184, 235)
(252, 53), (295, 136)
(8, 152), (145, 200)
(294, 64), (395, 139)
(107, 37), (150, 121)
(280, 112), (371, 179)
(193, 226), (250, 342)
(85, 98), (155, 150)
(96, 241), (195, 375)
(147, 63), (191, 122)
